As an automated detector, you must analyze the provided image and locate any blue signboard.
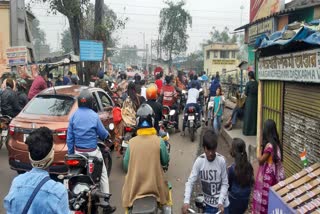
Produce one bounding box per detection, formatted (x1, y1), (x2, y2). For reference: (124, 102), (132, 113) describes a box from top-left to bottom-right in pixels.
(268, 188), (296, 214)
(79, 40), (104, 61)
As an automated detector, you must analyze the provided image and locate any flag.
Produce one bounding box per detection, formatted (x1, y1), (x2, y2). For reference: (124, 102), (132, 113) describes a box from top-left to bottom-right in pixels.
(300, 149), (308, 167)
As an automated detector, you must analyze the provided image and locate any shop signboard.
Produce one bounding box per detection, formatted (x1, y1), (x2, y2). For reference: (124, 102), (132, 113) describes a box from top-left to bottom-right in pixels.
(248, 18), (274, 44)
(6, 46), (28, 66)
(212, 59), (236, 65)
(250, 0), (285, 22)
(79, 40), (104, 61)
(258, 49), (320, 83)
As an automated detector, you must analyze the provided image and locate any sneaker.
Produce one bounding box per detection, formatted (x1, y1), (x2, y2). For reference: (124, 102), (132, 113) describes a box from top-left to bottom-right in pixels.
(103, 205), (116, 213)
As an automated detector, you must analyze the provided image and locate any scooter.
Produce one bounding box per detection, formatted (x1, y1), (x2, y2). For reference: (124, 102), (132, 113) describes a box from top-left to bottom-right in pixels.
(62, 141), (114, 213)
(0, 115), (12, 150)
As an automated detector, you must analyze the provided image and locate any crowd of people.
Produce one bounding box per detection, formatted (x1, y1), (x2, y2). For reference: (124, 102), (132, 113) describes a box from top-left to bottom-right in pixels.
(2, 67), (285, 214)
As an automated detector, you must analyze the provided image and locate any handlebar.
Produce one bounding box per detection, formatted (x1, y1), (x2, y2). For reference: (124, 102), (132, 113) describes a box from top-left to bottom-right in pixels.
(91, 189), (111, 200)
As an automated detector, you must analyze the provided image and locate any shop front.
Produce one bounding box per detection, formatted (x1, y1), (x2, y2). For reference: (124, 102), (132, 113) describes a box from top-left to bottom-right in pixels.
(258, 48), (320, 177)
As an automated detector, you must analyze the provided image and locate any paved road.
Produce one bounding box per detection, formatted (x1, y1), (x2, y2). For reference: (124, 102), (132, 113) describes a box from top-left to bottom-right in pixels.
(0, 127), (232, 213)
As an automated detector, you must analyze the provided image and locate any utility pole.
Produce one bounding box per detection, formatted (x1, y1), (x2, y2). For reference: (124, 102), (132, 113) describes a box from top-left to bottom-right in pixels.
(240, 5), (244, 25)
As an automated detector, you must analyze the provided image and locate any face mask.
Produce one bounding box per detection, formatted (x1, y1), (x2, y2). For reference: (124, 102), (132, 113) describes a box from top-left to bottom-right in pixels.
(29, 145), (54, 169)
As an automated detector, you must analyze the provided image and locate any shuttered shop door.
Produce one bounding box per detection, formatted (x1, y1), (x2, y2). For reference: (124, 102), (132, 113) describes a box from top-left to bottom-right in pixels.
(262, 81), (283, 138)
(283, 83), (320, 177)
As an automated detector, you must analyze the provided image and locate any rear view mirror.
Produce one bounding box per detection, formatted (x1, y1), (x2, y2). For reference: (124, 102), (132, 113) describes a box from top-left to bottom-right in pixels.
(169, 110), (175, 116)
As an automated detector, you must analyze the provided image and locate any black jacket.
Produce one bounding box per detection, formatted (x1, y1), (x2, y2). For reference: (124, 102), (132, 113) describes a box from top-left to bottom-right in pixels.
(145, 100), (162, 133)
(17, 91), (28, 110)
(1, 87), (22, 117)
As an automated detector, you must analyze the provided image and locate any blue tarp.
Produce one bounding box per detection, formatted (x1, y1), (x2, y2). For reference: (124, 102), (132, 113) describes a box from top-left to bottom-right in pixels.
(257, 20), (320, 49)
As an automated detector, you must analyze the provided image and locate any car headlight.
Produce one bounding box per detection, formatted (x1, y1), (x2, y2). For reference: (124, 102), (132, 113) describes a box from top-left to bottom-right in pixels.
(109, 123), (115, 131)
(72, 183), (90, 195)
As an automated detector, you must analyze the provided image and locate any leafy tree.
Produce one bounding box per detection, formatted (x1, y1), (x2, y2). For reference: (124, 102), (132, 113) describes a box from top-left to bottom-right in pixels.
(60, 29), (73, 54)
(81, 3), (127, 57)
(203, 27), (237, 45)
(30, 18), (51, 61)
(202, 27), (247, 61)
(159, 1), (192, 67)
(185, 51), (204, 72)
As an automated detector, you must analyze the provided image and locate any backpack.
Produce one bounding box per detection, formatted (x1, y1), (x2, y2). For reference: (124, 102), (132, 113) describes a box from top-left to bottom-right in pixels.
(121, 98), (137, 126)
(112, 107), (122, 125)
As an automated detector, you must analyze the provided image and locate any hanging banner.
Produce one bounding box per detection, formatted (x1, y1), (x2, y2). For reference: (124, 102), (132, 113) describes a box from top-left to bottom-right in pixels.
(250, 0), (285, 22)
(258, 49), (320, 83)
(79, 40), (104, 61)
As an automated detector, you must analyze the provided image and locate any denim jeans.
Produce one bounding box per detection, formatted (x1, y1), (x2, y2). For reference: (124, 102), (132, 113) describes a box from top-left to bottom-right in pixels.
(204, 205), (229, 214)
(231, 107), (243, 125)
(213, 115), (222, 133)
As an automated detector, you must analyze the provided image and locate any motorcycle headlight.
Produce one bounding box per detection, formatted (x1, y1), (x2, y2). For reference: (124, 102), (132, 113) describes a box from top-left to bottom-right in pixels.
(72, 183), (90, 195)
(109, 123), (115, 131)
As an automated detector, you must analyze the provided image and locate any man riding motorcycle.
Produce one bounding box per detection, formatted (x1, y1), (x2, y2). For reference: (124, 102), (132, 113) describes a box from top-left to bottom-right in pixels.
(183, 82), (201, 132)
(66, 89), (115, 213)
(160, 75), (180, 133)
(122, 103), (171, 210)
(145, 84), (162, 133)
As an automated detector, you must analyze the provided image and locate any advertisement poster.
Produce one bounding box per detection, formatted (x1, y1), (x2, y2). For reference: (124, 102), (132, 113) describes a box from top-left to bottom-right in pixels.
(250, 0), (285, 22)
(6, 46), (28, 66)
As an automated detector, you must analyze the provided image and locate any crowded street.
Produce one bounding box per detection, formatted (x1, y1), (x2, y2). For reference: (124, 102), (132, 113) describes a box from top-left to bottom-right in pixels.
(0, 127), (232, 214)
(1, 0), (320, 213)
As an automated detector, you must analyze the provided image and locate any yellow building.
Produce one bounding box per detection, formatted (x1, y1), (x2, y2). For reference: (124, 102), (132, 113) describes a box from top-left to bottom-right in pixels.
(0, 1), (10, 74)
(203, 43), (240, 81)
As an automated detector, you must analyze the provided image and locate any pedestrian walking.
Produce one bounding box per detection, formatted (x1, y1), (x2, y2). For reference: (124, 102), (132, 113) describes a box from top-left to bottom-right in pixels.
(213, 87), (224, 133)
(228, 138), (254, 214)
(252, 119), (285, 214)
(182, 129), (229, 214)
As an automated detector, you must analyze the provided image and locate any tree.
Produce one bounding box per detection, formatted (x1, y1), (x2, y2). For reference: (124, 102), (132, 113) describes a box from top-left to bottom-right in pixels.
(30, 18), (51, 61)
(203, 27), (237, 46)
(159, 1), (192, 67)
(202, 27), (247, 61)
(60, 29), (73, 54)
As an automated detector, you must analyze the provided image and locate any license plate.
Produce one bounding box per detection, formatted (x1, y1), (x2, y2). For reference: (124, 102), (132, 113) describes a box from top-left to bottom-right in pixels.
(1, 130), (8, 136)
(63, 179), (69, 189)
(122, 140), (128, 148)
(23, 134), (29, 142)
(188, 116), (195, 120)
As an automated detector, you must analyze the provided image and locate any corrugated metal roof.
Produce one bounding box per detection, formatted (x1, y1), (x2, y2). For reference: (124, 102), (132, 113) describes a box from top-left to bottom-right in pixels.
(234, 1), (320, 31)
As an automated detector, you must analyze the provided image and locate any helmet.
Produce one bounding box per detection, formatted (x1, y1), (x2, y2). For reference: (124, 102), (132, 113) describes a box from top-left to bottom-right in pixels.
(16, 78), (27, 90)
(134, 73), (141, 82)
(71, 74), (78, 84)
(77, 89), (93, 109)
(146, 84), (158, 100)
(136, 103), (155, 128)
(120, 71), (127, 80)
(165, 75), (172, 84)
(98, 70), (104, 79)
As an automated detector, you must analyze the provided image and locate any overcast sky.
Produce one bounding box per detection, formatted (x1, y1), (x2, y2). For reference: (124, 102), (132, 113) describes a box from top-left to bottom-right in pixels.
(28, 0), (293, 53)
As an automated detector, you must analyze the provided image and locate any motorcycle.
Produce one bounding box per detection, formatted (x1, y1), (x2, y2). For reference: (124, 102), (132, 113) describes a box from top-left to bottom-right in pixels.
(127, 194), (172, 214)
(160, 106), (176, 133)
(0, 115), (12, 150)
(180, 90), (187, 113)
(120, 125), (136, 159)
(184, 105), (199, 142)
(62, 141), (114, 213)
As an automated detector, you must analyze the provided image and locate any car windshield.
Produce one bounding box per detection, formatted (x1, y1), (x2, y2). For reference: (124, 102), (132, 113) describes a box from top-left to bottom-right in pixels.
(24, 95), (75, 116)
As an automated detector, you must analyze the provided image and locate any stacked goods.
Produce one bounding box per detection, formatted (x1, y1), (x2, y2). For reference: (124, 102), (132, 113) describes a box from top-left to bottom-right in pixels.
(268, 163), (320, 214)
